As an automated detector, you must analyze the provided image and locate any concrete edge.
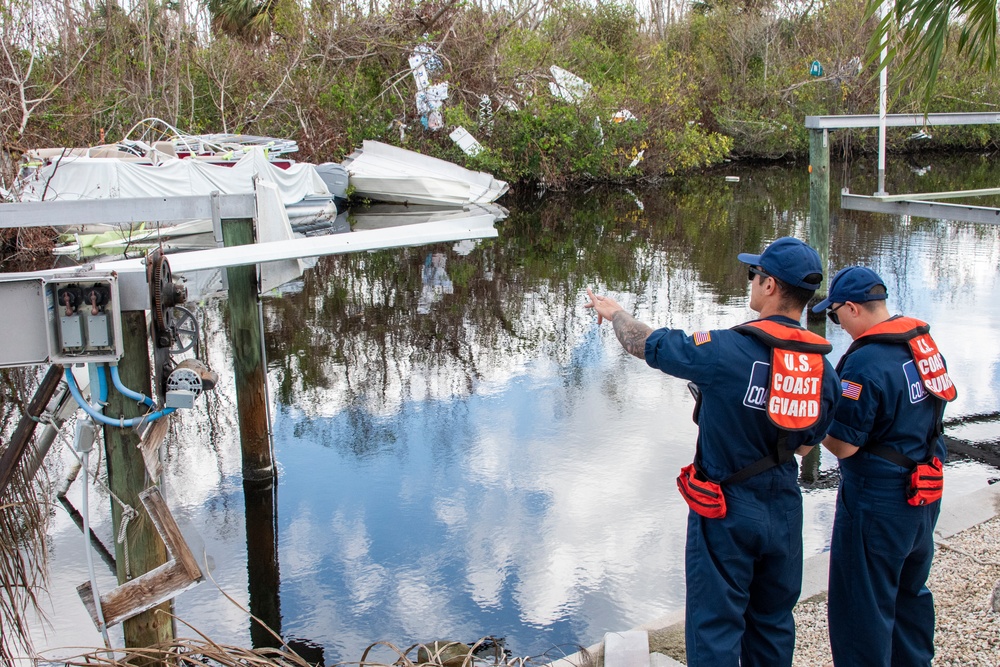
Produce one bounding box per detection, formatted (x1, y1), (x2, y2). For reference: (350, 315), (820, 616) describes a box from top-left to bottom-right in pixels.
(935, 479), (1000, 539)
(545, 481), (1000, 667)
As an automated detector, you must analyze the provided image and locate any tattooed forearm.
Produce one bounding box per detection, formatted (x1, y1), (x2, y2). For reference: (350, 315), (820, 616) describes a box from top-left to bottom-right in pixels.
(611, 310), (653, 358)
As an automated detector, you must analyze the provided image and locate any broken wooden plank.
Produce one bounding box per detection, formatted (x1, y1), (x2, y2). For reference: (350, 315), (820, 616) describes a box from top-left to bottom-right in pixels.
(77, 485), (203, 628)
(78, 560), (200, 627)
(138, 417), (169, 482)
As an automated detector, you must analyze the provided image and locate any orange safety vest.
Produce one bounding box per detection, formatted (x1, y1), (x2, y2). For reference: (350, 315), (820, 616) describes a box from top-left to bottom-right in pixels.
(677, 320), (832, 519)
(734, 320), (833, 431)
(842, 316), (955, 505)
(850, 316), (957, 402)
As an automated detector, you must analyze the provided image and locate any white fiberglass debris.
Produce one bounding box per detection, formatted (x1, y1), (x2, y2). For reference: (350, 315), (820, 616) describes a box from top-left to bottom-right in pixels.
(549, 65), (592, 104)
(593, 116), (604, 145)
(449, 127), (484, 157)
(409, 54), (432, 90)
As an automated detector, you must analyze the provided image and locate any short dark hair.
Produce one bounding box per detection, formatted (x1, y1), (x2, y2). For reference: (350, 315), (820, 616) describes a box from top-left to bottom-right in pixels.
(771, 275), (816, 311)
(859, 284), (888, 312)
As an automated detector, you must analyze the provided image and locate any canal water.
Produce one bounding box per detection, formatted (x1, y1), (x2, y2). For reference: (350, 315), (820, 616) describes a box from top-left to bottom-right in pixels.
(29, 152), (1000, 664)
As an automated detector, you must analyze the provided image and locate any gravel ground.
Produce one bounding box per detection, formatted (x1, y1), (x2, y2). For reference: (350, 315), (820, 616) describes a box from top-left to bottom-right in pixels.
(792, 516), (1000, 666)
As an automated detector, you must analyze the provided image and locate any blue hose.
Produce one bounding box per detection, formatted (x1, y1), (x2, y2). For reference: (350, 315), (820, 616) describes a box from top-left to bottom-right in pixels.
(65, 368), (175, 428)
(109, 364), (154, 407)
(96, 364), (108, 405)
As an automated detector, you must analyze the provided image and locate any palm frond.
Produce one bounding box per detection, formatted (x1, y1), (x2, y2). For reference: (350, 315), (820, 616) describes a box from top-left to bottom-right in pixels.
(0, 367), (51, 664)
(865, 0), (998, 107)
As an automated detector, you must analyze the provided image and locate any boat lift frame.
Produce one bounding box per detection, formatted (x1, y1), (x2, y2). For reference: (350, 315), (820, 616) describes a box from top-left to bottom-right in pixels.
(803, 112), (1000, 304)
(805, 112), (1000, 226)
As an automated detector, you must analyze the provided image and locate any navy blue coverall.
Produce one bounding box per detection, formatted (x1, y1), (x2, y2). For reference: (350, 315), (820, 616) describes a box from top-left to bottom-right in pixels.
(645, 315), (840, 667)
(827, 331), (948, 666)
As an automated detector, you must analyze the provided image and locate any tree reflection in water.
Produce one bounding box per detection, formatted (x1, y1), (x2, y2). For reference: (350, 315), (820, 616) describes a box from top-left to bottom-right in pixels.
(7, 153), (1000, 662)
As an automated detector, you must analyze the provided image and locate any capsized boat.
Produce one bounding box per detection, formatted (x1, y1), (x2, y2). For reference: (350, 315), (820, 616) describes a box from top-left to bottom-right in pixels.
(15, 146), (346, 205)
(349, 202), (508, 231)
(342, 140), (508, 206)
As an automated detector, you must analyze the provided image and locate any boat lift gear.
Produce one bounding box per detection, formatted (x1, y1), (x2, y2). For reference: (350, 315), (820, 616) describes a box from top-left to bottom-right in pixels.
(168, 306), (199, 355)
(147, 251), (189, 350)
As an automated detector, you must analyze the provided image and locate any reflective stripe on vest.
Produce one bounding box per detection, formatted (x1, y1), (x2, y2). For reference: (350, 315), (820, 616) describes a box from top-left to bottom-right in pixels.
(734, 321), (832, 431)
(854, 317), (957, 402)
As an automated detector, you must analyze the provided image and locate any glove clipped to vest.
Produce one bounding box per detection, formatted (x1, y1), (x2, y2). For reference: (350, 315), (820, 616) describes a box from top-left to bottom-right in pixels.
(677, 321), (831, 519)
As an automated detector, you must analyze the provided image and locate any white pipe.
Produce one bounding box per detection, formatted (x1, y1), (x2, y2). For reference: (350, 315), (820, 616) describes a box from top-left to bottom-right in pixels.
(877, 0), (889, 196)
(79, 442), (112, 649)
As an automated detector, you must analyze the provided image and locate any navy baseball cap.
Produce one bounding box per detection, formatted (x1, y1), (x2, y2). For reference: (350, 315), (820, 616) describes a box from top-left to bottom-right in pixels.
(737, 237), (824, 290)
(811, 266), (888, 312)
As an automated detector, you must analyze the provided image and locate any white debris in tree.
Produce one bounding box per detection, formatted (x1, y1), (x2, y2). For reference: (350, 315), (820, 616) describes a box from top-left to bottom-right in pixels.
(450, 126), (484, 157)
(549, 65), (592, 104)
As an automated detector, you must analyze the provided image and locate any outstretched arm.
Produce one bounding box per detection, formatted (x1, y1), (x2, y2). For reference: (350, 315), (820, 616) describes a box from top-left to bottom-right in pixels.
(585, 287), (653, 359)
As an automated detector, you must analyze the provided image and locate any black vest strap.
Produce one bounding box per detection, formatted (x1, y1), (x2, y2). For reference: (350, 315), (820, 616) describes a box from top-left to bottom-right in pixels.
(692, 429), (794, 486)
(864, 398), (945, 468)
(721, 432), (793, 486)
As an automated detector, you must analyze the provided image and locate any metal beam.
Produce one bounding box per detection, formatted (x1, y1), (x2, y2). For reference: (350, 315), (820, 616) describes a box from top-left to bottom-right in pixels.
(103, 215), (498, 309)
(842, 191), (1000, 225)
(805, 112), (1000, 130)
(1, 215), (499, 310)
(0, 194), (256, 229)
(873, 187), (1000, 202)
(98, 215), (499, 275)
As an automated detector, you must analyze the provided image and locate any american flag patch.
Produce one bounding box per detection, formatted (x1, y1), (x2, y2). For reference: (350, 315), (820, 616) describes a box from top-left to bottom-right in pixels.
(842, 380), (863, 400)
(694, 331), (712, 346)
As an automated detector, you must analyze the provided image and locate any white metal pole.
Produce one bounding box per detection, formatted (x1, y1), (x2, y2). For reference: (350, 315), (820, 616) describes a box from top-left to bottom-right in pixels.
(877, 0), (889, 195)
(76, 417), (113, 650)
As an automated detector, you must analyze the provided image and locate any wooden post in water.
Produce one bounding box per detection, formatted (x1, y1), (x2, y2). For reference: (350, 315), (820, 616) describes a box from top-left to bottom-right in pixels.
(806, 130), (831, 479)
(244, 478), (282, 648)
(222, 217), (275, 482)
(808, 128), (831, 322)
(102, 311), (173, 647)
(801, 307), (828, 484)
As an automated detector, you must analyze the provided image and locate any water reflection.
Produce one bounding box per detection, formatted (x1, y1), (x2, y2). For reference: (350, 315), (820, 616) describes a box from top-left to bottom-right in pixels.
(22, 153), (1000, 664)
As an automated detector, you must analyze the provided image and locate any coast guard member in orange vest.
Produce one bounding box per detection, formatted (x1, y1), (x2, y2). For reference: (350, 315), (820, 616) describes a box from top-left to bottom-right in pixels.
(585, 237), (840, 667)
(814, 266), (956, 667)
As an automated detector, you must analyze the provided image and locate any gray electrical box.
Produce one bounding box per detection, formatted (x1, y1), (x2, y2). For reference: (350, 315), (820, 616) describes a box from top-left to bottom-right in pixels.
(0, 271), (124, 368)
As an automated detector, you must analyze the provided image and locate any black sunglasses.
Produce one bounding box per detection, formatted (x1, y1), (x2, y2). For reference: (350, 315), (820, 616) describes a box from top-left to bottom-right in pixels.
(827, 302), (847, 325)
(747, 266), (771, 282)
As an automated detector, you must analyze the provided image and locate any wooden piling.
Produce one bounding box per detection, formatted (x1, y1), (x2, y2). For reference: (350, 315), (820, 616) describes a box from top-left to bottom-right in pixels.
(244, 478), (282, 648)
(102, 311), (173, 647)
(808, 128), (831, 321)
(801, 309), (829, 483)
(222, 217), (274, 482)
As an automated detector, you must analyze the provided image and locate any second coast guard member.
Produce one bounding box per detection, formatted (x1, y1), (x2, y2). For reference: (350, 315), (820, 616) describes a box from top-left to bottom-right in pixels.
(815, 266), (956, 666)
(585, 237), (840, 667)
